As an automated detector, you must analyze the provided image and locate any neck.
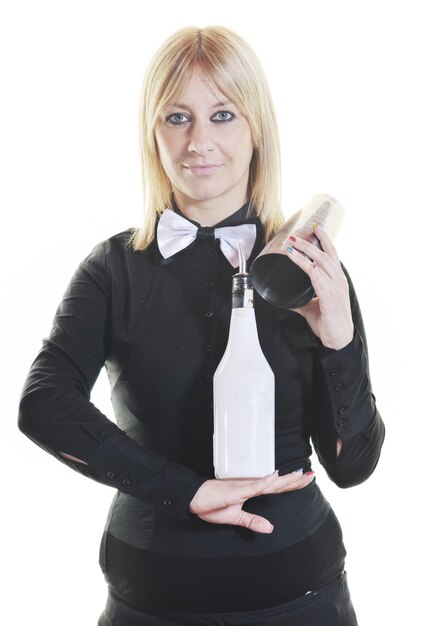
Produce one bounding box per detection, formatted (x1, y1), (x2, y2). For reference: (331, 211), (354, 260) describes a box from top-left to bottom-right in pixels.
(171, 191), (249, 227)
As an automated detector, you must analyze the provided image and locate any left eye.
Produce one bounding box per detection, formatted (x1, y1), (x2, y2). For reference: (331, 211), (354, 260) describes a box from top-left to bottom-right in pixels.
(212, 111), (234, 122)
(166, 113), (189, 124)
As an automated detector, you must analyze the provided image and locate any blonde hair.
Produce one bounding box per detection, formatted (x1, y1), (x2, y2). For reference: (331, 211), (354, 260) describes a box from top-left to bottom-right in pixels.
(130, 25), (285, 250)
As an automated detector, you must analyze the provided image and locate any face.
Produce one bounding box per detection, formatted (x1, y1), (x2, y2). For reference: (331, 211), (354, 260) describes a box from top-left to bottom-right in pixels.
(154, 69), (254, 224)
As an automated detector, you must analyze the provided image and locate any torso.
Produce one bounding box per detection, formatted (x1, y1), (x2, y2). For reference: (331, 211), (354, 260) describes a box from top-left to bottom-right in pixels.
(98, 223), (345, 612)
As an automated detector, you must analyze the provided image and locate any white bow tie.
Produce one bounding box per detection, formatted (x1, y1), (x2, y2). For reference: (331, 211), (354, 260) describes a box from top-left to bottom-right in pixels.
(157, 209), (257, 268)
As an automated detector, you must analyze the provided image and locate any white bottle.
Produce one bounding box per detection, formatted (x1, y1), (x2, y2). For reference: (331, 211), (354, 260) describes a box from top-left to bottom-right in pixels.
(213, 244), (275, 479)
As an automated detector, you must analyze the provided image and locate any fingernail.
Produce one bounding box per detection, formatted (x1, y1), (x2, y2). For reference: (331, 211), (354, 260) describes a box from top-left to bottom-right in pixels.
(305, 471), (315, 476)
(268, 524), (274, 534)
(287, 246), (296, 254)
(289, 235), (297, 242)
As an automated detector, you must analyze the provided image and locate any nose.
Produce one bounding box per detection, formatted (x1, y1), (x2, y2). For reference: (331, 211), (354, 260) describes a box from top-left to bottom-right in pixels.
(187, 118), (214, 155)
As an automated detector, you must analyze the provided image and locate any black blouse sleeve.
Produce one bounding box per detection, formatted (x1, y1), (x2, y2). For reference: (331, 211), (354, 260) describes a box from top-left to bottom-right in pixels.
(309, 263), (385, 487)
(17, 241), (206, 520)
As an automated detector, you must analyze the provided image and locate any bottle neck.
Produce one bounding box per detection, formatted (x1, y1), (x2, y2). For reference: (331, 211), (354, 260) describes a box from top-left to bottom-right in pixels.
(232, 273), (254, 309)
(227, 272), (263, 354)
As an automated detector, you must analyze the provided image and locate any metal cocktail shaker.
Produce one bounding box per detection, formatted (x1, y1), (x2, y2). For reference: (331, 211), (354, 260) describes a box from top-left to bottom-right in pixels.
(251, 194), (344, 309)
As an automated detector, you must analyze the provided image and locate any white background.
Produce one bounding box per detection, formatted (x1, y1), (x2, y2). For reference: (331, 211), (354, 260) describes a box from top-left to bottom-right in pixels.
(2, 1), (438, 624)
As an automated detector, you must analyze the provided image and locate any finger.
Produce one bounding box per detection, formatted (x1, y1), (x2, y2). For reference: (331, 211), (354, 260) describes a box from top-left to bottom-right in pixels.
(230, 471), (280, 503)
(287, 236), (336, 279)
(336, 438), (344, 457)
(237, 510), (274, 534)
(281, 471), (315, 492)
(261, 470), (316, 495)
(287, 247), (330, 295)
(286, 244), (314, 274)
(225, 471), (315, 508)
(258, 469), (305, 494)
(312, 222), (340, 262)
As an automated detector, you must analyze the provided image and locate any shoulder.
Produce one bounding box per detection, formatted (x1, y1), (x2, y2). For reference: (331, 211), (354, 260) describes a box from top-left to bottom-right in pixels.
(83, 228), (155, 269)
(81, 229), (160, 298)
(84, 228), (135, 261)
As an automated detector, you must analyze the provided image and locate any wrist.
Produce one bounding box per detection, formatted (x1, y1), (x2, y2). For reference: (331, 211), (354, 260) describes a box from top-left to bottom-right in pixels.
(322, 327), (355, 351)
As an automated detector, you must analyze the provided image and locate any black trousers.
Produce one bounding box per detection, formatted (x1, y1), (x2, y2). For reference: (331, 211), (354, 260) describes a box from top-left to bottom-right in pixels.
(98, 571), (358, 626)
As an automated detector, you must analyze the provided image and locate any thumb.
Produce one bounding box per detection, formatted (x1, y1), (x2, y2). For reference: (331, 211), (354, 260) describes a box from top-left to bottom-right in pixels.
(237, 510), (274, 535)
(290, 303), (310, 316)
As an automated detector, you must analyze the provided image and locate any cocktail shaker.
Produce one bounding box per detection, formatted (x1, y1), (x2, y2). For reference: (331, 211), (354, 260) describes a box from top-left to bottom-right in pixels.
(251, 194), (344, 309)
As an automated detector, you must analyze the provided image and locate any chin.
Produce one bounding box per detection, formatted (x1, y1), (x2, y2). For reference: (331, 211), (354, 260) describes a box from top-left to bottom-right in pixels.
(182, 185), (229, 203)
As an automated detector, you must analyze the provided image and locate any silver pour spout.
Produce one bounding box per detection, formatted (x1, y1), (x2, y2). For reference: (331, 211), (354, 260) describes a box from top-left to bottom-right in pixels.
(232, 241), (253, 309)
(238, 242), (247, 274)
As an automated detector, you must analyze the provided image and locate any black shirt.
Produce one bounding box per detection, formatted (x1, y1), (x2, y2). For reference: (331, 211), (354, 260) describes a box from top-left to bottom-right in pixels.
(18, 202), (385, 611)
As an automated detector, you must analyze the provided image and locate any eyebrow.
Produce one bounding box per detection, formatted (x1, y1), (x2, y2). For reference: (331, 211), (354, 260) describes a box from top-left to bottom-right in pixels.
(167, 100), (236, 109)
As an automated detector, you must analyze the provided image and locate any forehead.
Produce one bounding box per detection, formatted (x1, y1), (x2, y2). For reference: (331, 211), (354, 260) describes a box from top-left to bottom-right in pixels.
(168, 69), (232, 107)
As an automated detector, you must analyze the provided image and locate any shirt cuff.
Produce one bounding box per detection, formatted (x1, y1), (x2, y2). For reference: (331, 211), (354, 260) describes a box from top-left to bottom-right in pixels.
(317, 327), (375, 438)
(88, 434), (208, 521)
(140, 467), (208, 520)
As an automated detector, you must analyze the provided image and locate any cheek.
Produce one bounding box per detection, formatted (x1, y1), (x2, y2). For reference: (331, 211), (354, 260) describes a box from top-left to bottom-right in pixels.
(155, 132), (166, 153)
(155, 131), (176, 162)
(237, 130), (254, 168)
(237, 123), (254, 156)
(155, 141), (178, 180)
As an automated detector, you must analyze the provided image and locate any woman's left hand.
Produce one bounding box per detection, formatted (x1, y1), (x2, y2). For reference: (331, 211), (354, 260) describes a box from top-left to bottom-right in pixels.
(286, 223), (354, 350)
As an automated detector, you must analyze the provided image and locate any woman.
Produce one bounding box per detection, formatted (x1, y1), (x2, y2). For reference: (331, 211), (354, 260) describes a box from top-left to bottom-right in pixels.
(18, 25), (385, 625)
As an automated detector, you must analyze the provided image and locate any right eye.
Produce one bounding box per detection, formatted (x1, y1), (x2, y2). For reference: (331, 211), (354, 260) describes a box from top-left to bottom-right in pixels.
(165, 113), (190, 125)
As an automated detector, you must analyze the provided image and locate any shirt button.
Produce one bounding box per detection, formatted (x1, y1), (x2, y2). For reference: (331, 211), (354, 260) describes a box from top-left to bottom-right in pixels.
(206, 344), (213, 352)
(206, 374), (213, 382)
(333, 383), (343, 392)
(206, 281), (214, 288)
(163, 498), (172, 507)
(205, 311), (214, 318)
(337, 407), (346, 415)
(337, 418), (346, 426)
(121, 478), (132, 486)
(106, 471), (115, 480)
(330, 368), (339, 376)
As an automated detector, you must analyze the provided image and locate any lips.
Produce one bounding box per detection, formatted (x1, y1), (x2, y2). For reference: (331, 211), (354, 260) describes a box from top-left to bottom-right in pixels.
(184, 164), (223, 175)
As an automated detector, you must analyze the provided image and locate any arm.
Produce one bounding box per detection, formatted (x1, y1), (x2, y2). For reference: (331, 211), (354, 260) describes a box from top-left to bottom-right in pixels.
(287, 224), (385, 488)
(18, 240), (206, 520)
(310, 264), (385, 487)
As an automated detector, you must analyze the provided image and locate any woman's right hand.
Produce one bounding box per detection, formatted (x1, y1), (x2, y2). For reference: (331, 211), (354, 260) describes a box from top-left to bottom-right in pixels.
(189, 469), (315, 534)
